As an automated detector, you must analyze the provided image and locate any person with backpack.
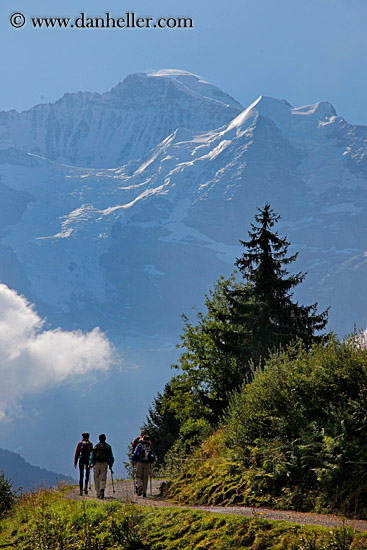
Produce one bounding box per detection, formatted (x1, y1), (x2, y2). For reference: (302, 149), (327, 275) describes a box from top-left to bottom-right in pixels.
(90, 433), (114, 500)
(74, 432), (93, 496)
(131, 430), (152, 454)
(131, 434), (155, 497)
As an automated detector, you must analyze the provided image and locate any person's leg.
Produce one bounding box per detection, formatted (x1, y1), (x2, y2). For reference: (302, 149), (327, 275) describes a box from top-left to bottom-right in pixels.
(142, 464), (149, 496)
(99, 462), (108, 499)
(79, 462), (84, 495)
(94, 464), (101, 497)
(84, 464), (90, 494)
(135, 462), (144, 495)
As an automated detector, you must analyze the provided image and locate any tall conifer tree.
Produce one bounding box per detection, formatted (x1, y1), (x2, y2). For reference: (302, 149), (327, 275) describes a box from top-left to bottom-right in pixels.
(228, 203), (328, 364)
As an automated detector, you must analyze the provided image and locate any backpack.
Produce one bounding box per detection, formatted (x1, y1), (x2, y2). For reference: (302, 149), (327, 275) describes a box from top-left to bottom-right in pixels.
(138, 442), (153, 464)
(80, 441), (91, 463)
(94, 442), (110, 462)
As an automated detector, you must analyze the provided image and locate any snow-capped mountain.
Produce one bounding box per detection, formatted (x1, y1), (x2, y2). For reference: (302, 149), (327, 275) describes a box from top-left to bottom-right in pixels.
(0, 71), (243, 168)
(0, 71), (367, 342)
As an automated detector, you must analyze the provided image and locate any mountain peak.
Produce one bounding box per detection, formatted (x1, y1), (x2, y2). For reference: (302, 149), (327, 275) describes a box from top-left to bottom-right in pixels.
(292, 101), (337, 119)
(109, 70), (243, 112)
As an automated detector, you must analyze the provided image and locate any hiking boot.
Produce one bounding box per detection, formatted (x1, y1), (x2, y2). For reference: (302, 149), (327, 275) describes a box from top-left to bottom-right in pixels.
(84, 487), (88, 495)
(80, 489), (83, 496)
(100, 489), (105, 500)
(143, 492), (146, 498)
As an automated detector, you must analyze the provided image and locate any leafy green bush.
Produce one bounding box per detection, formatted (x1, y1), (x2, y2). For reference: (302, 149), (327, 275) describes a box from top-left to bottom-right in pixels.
(223, 336), (367, 515)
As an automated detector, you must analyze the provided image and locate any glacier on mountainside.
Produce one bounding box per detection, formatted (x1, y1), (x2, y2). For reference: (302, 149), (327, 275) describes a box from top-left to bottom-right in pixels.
(0, 72), (366, 340)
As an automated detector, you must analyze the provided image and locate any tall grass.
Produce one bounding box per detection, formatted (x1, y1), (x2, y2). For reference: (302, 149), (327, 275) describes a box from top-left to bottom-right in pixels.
(1, 485), (367, 549)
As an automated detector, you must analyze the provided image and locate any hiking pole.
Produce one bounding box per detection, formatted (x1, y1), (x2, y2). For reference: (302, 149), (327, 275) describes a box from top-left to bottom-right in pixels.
(111, 469), (115, 494)
(89, 465), (93, 491)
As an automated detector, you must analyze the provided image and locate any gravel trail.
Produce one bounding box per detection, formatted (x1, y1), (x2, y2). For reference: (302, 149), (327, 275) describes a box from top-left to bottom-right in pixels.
(66, 480), (367, 533)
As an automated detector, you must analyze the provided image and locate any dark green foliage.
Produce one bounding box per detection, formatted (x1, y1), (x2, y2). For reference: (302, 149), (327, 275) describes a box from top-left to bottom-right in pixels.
(171, 273), (249, 421)
(224, 336), (367, 516)
(0, 470), (16, 518)
(226, 203), (329, 366)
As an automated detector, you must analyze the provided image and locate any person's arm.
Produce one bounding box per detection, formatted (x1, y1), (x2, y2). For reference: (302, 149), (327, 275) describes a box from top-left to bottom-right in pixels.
(132, 444), (141, 463)
(87, 442), (93, 466)
(108, 444), (114, 468)
(90, 447), (95, 467)
(74, 442), (81, 467)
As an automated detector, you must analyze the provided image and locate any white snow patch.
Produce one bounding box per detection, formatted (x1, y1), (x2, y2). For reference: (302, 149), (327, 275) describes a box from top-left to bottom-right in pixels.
(208, 140), (231, 160)
(146, 69), (205, 81)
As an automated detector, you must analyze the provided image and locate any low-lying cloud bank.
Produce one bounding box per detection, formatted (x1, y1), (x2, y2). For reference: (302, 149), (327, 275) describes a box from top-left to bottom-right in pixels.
(0, 283), (114, 420)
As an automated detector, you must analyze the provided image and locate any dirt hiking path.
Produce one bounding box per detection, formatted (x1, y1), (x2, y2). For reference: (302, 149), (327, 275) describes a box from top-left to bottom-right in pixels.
(66, 480), (367, 533)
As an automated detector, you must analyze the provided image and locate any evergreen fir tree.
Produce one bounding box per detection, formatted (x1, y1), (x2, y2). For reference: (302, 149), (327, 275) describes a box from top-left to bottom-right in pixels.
(228, 203), (329, 364)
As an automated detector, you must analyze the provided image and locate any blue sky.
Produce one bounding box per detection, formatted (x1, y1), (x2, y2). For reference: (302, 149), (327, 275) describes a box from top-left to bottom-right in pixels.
(2, 0), (367, 125)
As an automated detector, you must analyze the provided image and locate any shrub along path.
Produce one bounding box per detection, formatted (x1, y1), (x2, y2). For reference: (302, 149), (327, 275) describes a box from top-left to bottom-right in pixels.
(66, 480), (367, 533)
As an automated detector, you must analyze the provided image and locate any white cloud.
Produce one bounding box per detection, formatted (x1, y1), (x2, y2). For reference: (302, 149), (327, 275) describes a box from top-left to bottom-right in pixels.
(0, 283), (114, 420)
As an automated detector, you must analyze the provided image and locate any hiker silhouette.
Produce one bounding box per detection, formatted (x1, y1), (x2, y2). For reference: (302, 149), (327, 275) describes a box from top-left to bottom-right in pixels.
(74, 432), (93, 496)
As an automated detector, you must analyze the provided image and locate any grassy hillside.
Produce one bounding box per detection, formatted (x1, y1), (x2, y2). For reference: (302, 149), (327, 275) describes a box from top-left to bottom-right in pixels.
(1, 485), (367, 549)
